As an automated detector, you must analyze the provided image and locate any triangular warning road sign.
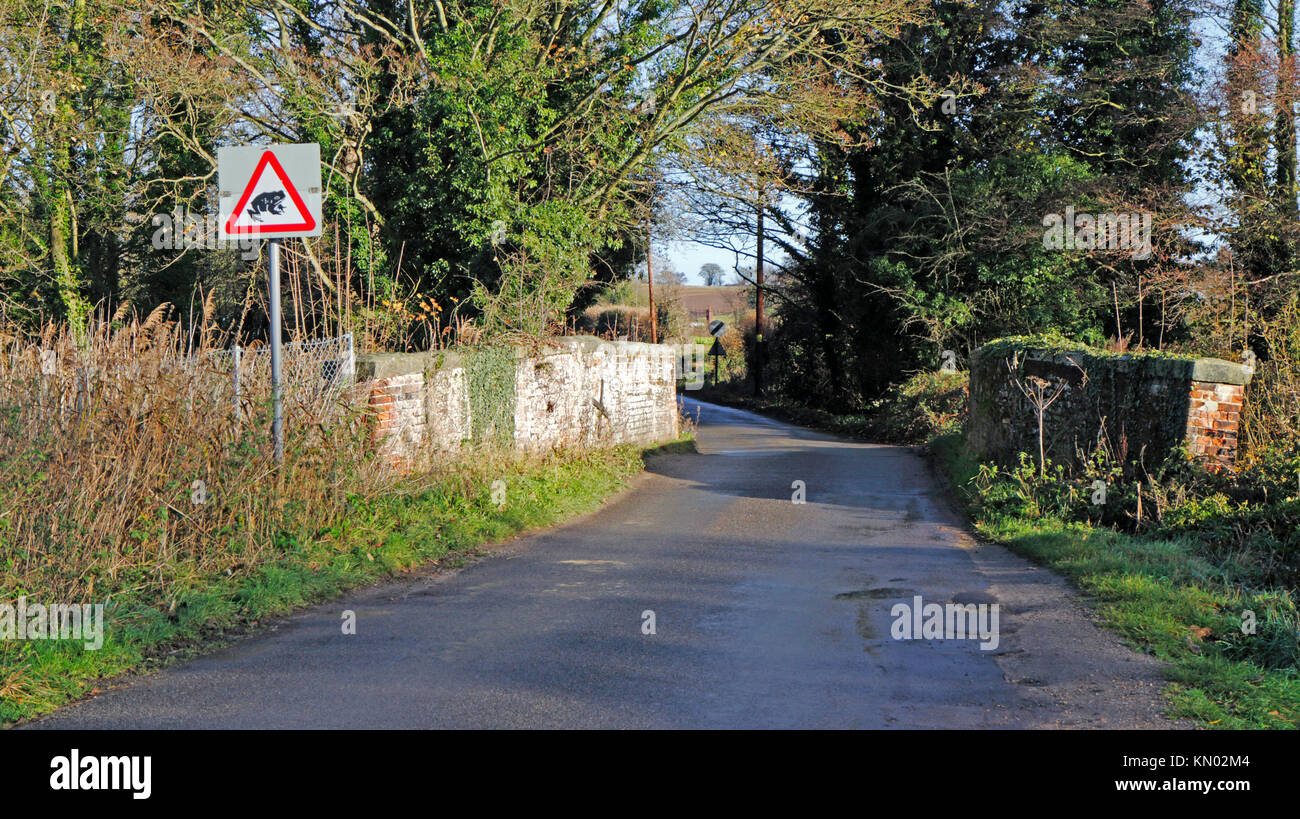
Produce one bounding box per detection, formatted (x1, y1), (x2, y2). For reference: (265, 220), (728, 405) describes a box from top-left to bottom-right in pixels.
(223, 151), (316, 236)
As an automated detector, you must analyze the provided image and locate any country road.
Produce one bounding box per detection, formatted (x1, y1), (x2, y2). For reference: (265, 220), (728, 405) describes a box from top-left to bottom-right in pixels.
(32, 398), (1178, 729)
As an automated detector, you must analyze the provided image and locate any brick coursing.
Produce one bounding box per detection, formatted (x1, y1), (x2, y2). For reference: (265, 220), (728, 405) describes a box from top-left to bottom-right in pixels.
(362, 338), (678, 469)
(1184, 381), (1245, 468)
(368, 372), (426, 468)
(969, 344), (1253, 472)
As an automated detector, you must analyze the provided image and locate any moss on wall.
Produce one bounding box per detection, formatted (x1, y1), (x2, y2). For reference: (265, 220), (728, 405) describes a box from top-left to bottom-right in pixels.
(969, 336), (1224, 471)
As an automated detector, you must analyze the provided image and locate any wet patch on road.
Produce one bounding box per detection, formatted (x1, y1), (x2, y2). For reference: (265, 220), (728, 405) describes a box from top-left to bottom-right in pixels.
(854, 607), (878, 641)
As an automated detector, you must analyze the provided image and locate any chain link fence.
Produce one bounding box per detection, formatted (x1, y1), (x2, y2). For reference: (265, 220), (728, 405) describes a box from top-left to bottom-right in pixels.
(10, 334), (355, 417)
(201, 333), (356, 419)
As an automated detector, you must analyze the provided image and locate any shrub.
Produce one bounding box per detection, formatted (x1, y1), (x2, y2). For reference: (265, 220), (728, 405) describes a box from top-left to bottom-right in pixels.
(868, 370), (969, 443)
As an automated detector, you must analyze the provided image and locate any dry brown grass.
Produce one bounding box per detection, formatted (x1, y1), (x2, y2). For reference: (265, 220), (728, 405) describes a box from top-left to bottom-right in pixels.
(575, 301), (688, 342)
(1238, 298), (1300, 459)
(0, 309), (384, 608)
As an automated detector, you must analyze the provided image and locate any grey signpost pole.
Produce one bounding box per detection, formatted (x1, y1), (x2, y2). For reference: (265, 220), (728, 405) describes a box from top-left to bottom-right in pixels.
(217, 143), (320, 464)
(268, 238), (284, 462)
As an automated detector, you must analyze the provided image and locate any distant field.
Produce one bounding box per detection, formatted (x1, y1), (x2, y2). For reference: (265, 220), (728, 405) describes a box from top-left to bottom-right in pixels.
(634, 284), (749, 317)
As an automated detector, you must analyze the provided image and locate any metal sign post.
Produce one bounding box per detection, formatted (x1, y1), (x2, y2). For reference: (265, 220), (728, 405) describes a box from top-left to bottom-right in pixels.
(707, 322), (726, 387)
(268, 238), (284, 461)
(217, 143), (322, 463)
(708, 337), (725, 387)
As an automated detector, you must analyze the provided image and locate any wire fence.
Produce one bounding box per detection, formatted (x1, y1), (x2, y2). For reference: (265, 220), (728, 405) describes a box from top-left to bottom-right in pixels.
(2, 333), (355, 427)
(202, 333), (356, 419)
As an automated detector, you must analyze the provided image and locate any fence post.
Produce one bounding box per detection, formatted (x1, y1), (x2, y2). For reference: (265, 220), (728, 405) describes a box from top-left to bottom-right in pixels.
(232, 343), (241, 418)
(344, 333), (355, 383)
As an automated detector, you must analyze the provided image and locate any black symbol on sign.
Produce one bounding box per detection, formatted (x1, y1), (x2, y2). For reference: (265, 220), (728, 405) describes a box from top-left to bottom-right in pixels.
(248, 191), (287, 221)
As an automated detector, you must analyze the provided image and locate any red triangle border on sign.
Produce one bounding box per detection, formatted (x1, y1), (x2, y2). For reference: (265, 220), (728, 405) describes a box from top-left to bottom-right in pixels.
(223, 150), (317, 236)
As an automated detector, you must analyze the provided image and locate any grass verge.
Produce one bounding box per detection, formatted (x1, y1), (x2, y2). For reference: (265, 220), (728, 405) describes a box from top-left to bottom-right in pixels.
(2, 442), (672, 725)
(930, 432), (1300, 729)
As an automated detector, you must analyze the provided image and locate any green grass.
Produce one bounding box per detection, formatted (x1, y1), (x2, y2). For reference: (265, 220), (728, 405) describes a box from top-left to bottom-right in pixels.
(930, 432), (1300, 729)
(1, 443), (666, 725)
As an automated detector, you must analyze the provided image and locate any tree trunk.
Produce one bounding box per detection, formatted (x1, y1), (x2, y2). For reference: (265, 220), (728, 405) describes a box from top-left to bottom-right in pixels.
(1275, 0), (1297, 220)
(753, 183), (765, 397)
(49, 0), (91, 338)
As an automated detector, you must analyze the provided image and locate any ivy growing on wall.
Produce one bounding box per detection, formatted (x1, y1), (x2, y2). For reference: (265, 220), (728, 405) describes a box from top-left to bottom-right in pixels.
(464, 344), (518, 447)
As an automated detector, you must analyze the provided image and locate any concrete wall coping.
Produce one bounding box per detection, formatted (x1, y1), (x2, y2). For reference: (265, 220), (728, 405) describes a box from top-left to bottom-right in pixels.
(976, 343), (1254, 386)
(358, 336), (674, 379)
(356, 350), (464, 380)
(534, 335), (676, 356)
(1191, 358), (1254, 386)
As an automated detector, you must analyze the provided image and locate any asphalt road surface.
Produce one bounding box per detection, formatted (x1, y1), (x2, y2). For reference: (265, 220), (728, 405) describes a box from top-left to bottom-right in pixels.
(33, 398), (1177, 729)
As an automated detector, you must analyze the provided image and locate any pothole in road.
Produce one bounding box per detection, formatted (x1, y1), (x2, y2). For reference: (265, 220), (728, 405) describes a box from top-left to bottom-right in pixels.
(834, 587), (918, 601)
(951, 590), (999, 606)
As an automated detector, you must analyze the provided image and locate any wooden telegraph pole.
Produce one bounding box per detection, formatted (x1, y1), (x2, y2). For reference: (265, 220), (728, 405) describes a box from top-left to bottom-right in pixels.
(753, 181), (765, 396)
(646, 213), (657, 344)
